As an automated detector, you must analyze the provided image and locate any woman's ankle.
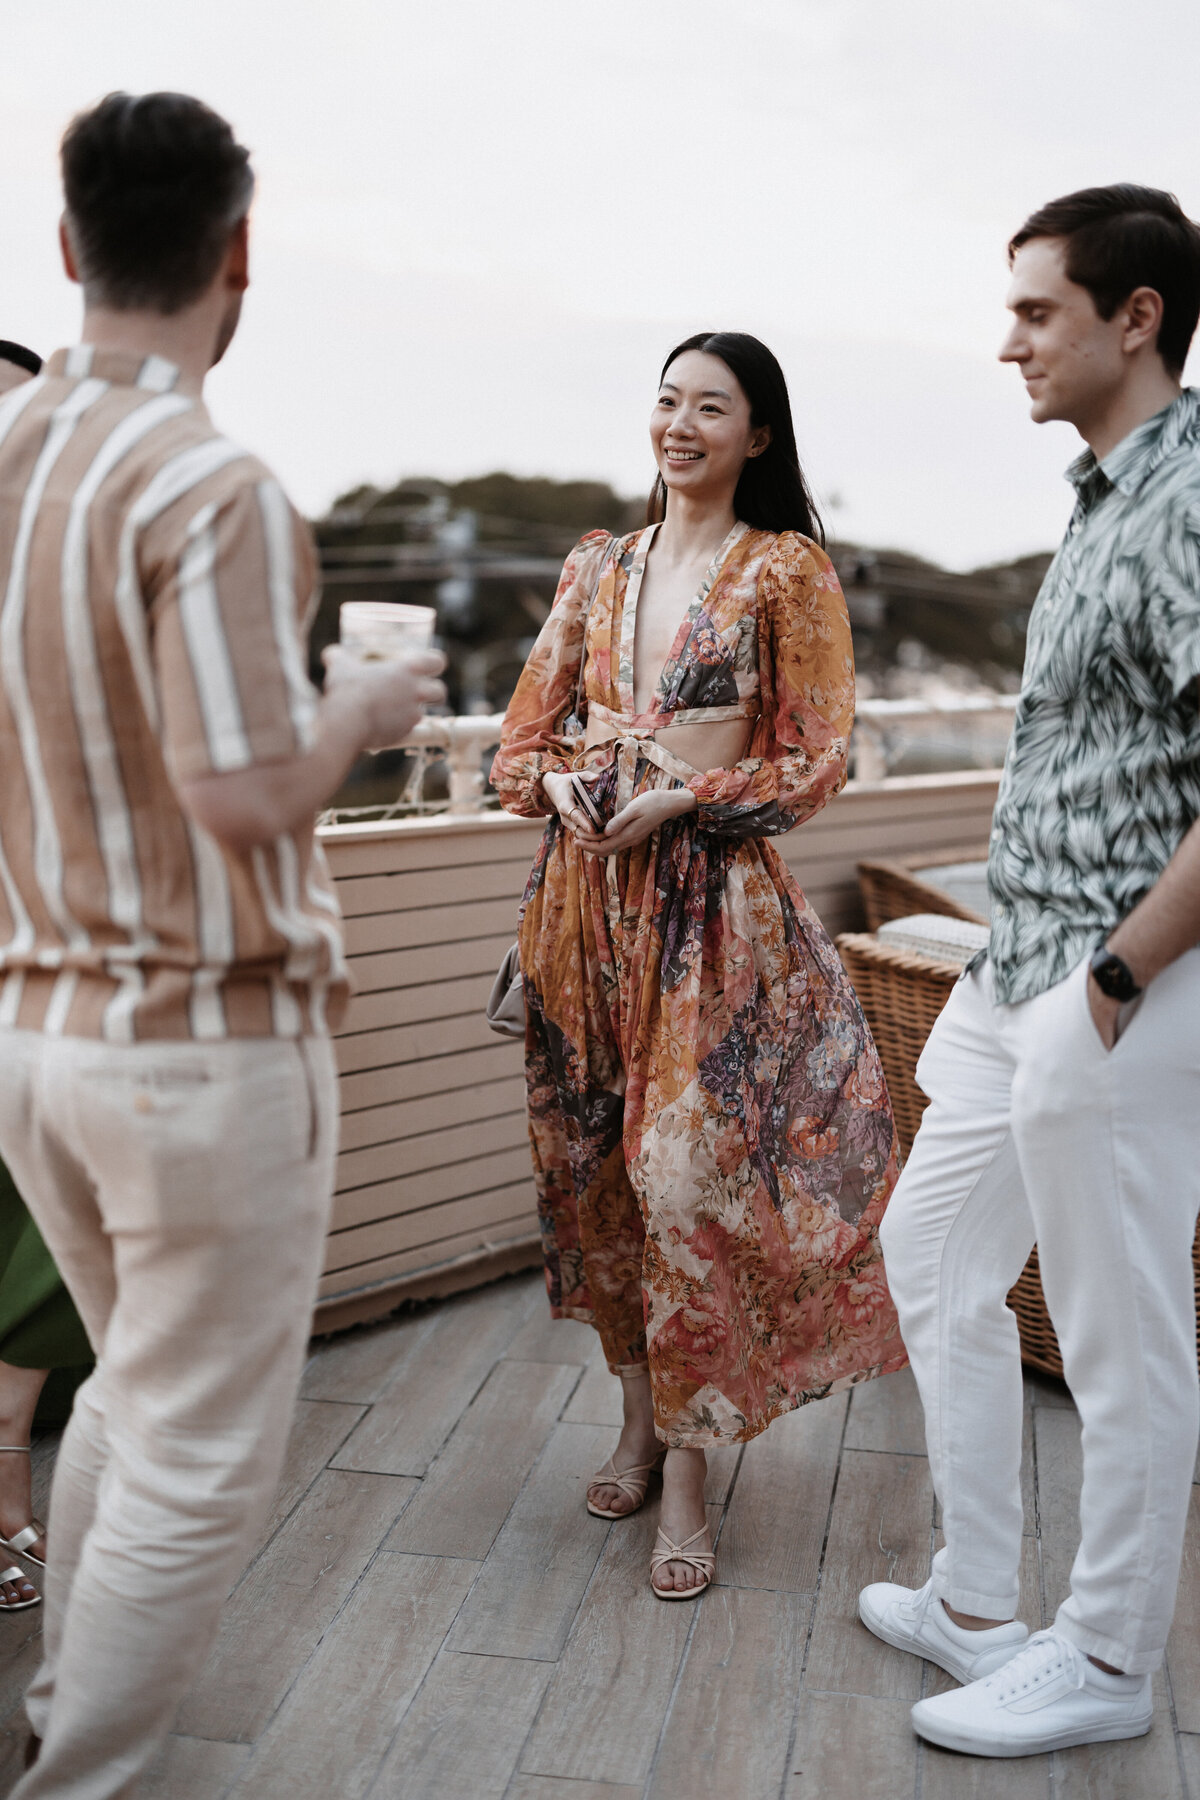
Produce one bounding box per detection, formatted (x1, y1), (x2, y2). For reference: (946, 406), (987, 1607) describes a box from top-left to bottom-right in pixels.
(662, 1445), (707, 1493)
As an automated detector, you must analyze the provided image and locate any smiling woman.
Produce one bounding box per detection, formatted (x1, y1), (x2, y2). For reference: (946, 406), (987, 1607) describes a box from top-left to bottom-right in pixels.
(492, 330), (906, 1607)
(646, 330), (824, 542)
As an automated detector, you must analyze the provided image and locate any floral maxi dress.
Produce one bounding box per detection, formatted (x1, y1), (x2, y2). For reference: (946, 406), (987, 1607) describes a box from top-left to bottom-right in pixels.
(492, 523), (905, 1447)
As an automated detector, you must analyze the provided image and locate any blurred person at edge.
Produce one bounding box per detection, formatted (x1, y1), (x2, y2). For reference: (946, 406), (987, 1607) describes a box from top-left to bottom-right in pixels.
(860, 186), (1200, 1761)
(0, 95), (443, 1796)
(0, 347), (96, 1628)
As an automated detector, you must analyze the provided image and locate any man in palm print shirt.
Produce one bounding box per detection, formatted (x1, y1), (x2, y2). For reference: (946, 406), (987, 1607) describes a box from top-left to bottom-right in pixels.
(858, 185), (1200, 1758)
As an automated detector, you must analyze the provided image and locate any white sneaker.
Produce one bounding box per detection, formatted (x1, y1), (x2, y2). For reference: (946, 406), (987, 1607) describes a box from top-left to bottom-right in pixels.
(858, 1578), (1029, 1684)
(910, 1629), (1153, 1757)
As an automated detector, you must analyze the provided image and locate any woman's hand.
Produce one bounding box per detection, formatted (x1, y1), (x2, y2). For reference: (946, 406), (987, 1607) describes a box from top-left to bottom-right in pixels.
(541, 770), (595, 835)
(574, 786), (698, 858)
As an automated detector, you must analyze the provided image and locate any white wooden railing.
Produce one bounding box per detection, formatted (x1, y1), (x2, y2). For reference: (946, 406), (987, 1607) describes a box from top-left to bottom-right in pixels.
(322, 695), (1018, 822)
(850, 694), (1017, 782)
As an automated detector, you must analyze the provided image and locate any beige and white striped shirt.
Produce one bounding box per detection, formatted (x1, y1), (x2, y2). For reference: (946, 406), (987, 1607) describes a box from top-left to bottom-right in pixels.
(0, 345), (349, 1041)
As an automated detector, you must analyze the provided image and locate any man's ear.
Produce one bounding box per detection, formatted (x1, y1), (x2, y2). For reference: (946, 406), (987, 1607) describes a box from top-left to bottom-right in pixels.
(1123, 285), (1165, 360)
(59, 216), (81, 285)
(225, 216), (250, 294)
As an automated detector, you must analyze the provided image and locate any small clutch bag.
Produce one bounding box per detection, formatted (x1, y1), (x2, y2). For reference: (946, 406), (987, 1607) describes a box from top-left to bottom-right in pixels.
(485, 941), (526, 1039)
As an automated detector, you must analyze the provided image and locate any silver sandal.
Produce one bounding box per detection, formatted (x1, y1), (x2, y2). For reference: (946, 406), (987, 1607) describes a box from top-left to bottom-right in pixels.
(0, 1564), (40, 1612)
(0, 1446), (45, 1570)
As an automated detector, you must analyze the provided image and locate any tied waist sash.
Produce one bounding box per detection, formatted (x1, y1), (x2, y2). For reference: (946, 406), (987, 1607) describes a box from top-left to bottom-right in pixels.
(583, 699), (759, 808)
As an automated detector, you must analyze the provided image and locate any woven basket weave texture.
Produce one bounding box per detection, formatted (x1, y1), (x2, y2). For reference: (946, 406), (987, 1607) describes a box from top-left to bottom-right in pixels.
(839, 913), (1200, 1382)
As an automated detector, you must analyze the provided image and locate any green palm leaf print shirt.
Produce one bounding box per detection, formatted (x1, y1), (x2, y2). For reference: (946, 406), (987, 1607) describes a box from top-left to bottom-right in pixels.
(987, 388), (1200, 1004)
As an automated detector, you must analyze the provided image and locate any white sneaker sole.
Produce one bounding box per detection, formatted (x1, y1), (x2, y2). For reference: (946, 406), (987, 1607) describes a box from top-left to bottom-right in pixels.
(857, 1593), (975, 1686)
(913, 1710), (1153, 1757)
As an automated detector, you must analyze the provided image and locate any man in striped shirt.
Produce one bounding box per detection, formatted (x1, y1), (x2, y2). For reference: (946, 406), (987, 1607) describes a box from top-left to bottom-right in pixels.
(0, 93), (444, 1795)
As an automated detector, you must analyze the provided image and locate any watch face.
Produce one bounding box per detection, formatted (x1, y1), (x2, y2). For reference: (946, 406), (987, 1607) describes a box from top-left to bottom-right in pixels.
(1090, 950), (1139, 1002)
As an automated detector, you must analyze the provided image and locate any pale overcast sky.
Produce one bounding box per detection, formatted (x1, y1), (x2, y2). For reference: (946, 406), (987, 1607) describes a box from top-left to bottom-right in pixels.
(3, 0), (1197, 568)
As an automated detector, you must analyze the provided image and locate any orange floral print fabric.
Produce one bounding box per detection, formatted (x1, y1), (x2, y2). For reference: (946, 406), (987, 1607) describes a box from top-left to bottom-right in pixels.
(492, 525), (905, 1447)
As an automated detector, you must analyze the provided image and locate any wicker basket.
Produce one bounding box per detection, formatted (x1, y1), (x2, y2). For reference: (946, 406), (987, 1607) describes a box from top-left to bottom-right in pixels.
(837, 929), (1200, 1381)
(857, 844), (991, 931)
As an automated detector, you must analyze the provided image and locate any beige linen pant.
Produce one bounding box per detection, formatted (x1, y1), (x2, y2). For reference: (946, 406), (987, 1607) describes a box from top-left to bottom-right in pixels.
(0, 1029), (338, 1800)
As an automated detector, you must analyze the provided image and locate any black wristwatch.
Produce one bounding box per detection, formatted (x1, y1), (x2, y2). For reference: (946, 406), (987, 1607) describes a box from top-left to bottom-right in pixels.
(1088, 945), (1143, 1003)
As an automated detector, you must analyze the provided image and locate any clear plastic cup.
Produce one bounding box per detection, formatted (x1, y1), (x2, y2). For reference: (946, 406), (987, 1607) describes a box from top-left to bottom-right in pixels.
(339, 601), (437, 662)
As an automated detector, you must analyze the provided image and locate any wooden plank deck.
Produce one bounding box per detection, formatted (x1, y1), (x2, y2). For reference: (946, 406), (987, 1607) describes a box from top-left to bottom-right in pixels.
(4, 1268), (1197, 1799)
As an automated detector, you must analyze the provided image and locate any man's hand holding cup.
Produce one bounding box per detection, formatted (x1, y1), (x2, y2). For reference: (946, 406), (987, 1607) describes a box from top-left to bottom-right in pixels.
(325, 600), (447, 750)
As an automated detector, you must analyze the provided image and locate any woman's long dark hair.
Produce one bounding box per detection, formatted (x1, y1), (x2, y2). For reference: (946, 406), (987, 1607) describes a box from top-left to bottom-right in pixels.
(646, 331), (824, 544)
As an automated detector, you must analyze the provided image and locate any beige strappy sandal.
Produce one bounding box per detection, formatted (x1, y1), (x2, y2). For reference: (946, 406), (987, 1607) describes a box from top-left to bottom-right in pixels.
(585, 1450), (665, 1520)
(650, 1524), (715, 1600)
(0, 1446), (46, 1570)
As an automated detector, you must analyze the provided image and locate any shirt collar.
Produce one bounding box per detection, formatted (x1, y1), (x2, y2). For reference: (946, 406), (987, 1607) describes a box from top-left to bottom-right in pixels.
(44, 346), (182, 394)
(1064, 387), (1200, 501)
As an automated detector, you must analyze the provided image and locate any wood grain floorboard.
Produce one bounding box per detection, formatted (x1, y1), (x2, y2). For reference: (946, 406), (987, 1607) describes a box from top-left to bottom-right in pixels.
(4, 1274), (1196, 1800)
(1169, 1484), (1200, 1733)
(787, 1692), (918, 1800)
(1176, 1728), (1200, 1796)
(502, 1308), (596, 1366)
(301, 1305), (439, 1403)
(330, 1280), (541, 1475)
(229, 1551), (478, 1799)
(385, 1360), (579, 1559)
(507, 1780), (640, 1800)
(920, 1740), (1051, 1799)
(250, 1398), (365, 1553)
(446, 1422), (614, 1660)
(175, 1469), (415, 1743)
(1052, 1672), (1183, 1800)
(561, 1341), (624, 1428)
(1021, 1379), (1038, 1535)
(140, 1734), (252, 1799)
(519, 1503), (722, 1787)
(0, 1714), (36, 1800)
(702, 1443), (742, 1507)
(0, 1619), (44, 1732)
(803, 1448), (934, 1701)
(717, 1392), (848, 1593)
(843, 1367), (927, 1456)
(369, 1650), (550, 1800)
(646, 1586), (806, 1800)
(1032, 1405), (1083, 1621)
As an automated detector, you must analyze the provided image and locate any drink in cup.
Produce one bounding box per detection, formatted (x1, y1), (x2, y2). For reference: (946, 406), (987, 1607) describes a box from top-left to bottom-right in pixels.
(339, 601), (437, 662)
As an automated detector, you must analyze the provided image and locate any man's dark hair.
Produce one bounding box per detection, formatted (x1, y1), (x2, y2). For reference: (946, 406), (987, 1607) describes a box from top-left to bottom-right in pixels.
(60, 92), (254, 315)
(1009, 184), (1200, 378)
(0, 342), (41, 377)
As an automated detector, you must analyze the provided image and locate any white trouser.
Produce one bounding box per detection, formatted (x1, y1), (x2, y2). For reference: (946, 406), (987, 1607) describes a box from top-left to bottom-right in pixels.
(879, 951), (1200, 1676)
(0, 1030), (338, 1800)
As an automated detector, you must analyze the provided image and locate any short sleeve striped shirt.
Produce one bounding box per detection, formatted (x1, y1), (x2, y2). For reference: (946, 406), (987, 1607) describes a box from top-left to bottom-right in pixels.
(987, 388), (1200, 1004)
(0, 346), (349, 1041)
